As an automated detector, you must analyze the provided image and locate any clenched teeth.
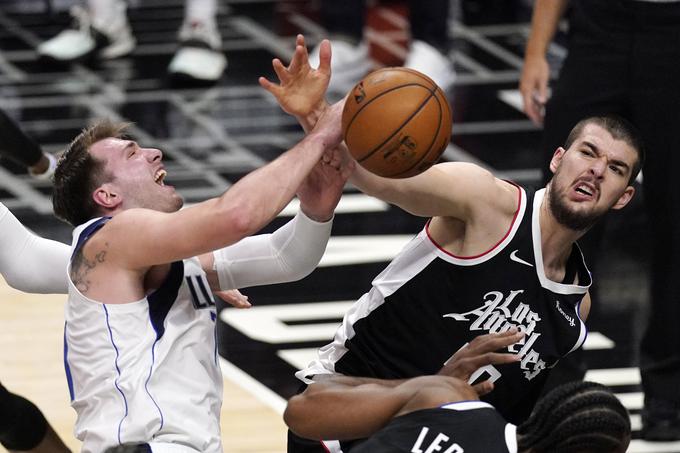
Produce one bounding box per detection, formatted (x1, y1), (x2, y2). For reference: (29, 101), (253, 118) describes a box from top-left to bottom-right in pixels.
(575, 184), (592, 196)
(154, 169), (167, 186)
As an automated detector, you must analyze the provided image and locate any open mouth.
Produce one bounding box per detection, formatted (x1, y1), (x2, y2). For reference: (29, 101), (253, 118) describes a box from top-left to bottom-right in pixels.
(575, 183), (593, 197)
(154, 169), (167, 186)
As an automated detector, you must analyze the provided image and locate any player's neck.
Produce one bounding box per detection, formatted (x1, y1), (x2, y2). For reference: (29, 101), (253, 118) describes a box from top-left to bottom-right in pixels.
(538, 197), (582, 273)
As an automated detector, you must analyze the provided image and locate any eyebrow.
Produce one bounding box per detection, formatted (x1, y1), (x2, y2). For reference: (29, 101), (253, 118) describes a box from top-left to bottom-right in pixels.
(582, 140), (631, 171)
(122, 141), (136, 155)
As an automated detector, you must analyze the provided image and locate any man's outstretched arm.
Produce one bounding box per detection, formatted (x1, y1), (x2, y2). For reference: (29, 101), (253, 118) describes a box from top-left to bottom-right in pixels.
(260, 35), (517, 223)
(100, 101), (346, 271)
(0, 203), (69, 294)
(284, 329), (523, 441)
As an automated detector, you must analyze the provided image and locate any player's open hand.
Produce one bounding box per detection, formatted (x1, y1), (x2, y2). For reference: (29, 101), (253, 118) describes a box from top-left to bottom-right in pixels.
(259, 34), (331, 122)
(438, 328), (524, 396)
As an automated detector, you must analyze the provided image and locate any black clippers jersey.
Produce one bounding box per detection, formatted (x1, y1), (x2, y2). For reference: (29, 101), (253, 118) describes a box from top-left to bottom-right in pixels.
(298, 186), (591, 424)
(351, 402), (516, 453)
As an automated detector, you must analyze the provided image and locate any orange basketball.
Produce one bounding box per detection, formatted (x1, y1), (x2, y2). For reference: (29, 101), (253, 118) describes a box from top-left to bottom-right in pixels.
(341, 67), (452, 178)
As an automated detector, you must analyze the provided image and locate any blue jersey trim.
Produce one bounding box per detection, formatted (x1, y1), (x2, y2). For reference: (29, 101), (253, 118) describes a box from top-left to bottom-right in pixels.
(144, 260), (183, 435)
(147, 261), (183, 340)
(63, 321), (75, 401)
(72, 217), (110, 260)
(211, 311), (218, 365)
(103, 304), (129, 445)
(144, 341), (164, 432)
(195, 276), (212, 303)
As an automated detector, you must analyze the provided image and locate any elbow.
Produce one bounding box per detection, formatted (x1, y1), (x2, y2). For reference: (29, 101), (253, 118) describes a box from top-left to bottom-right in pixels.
(3, 272), (21, 292)
(276, 239), (327, 283)
(217, 202), (259, 241)
(284, 397), (315, 439)
(282, 401), (297, 431)
(285, 256), (319, 282)
(2, 270), (38, 294)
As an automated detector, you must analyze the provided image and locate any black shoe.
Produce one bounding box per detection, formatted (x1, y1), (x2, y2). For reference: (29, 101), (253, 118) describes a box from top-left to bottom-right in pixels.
(641, 398), (680, 441)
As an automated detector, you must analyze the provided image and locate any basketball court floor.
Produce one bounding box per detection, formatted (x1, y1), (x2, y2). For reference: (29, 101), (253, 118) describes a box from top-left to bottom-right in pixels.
(0, 0), (676, 452)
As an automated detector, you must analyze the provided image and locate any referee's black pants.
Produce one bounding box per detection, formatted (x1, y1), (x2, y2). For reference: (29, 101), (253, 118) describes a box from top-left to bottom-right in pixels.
(539, 0), (680, 405)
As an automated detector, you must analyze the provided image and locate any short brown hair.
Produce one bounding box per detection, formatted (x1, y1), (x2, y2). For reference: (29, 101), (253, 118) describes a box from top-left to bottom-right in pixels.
(52, 119), (132, 226)
(564, 115), (645, 185)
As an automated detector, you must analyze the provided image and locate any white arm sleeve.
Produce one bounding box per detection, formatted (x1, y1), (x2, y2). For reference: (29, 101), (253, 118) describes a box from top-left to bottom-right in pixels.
(213, 210), (332, 290)
(0, 203), (70, 294)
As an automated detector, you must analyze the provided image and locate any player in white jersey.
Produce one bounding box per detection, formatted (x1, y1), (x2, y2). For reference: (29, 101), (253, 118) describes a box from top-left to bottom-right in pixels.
(52, 59), (348, 452)
(259, 36), (644, 452)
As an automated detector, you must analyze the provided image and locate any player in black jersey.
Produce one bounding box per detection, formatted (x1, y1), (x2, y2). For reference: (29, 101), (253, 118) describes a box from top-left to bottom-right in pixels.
(0, 108), (57, 179)
(286, 330), (630, 453)
(287, 376), (630, 453)
(261, 36), (644, 452)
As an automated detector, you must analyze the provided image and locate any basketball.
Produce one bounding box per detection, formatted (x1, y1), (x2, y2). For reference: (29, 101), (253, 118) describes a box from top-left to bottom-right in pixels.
(341, 67), (452, 178)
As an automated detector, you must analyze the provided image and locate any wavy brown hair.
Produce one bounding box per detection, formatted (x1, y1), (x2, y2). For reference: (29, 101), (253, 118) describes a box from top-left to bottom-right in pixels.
(52, 119), (131, 226)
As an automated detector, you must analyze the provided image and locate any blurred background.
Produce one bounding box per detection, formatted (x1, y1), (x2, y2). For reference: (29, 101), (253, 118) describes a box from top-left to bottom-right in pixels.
(0, 0), (666, 451)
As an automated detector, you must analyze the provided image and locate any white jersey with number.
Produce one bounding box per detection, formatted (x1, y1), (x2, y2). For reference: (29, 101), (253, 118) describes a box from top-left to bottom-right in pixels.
(63, 218), (222, 453)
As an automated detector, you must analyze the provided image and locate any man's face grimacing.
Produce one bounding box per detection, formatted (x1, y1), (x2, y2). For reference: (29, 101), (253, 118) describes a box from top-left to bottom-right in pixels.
(90, 137), (183, 214)
(547, 123), (637, 231)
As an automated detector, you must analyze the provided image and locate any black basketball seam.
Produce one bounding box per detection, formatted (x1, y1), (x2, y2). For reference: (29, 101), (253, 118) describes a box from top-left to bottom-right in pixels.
(387, 91), (444, 178)
(353, 87), (437, 163)
(344, 82), (432, 150)
(397, 67), (438, 87)
(362, 67), (437, 89)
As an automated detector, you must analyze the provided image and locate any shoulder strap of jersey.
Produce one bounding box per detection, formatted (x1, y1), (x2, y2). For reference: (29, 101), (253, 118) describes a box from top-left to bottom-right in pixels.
(71, 217), (111, 260)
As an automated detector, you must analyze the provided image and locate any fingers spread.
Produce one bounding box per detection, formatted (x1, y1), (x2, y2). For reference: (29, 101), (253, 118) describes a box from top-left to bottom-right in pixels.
(289, 45), (304, 74)
(318, 39), (331, 74)
(272, 58), (289, 83)
(296, 34), (305, 48)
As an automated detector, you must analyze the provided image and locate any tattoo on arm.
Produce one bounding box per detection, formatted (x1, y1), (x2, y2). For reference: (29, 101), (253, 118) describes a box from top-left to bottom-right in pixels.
(70, 244), (108, 294)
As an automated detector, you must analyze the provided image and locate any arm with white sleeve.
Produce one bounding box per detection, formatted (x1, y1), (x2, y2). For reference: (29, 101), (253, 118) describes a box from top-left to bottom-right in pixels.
(0, 203), (69, 294)
(200, 210), (332, 290)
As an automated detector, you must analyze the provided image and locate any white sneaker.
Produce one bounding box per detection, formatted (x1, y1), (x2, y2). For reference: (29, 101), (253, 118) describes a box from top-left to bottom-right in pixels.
(404, 40), (455, 91)
(309, 40), (372, 95)
(168, 21), (227, 83)
(37, 4), (135, 62)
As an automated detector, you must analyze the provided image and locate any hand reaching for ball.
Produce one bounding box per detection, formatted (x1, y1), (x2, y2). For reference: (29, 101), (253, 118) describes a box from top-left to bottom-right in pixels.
(259, 34), (331, 132)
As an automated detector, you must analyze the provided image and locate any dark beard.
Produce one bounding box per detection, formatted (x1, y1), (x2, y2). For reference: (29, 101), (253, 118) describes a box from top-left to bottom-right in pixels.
(547, 184), (599, 231)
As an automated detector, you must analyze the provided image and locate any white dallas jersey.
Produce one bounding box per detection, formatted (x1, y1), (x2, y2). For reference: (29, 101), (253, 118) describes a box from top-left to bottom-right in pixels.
(64, 218), (222, 453)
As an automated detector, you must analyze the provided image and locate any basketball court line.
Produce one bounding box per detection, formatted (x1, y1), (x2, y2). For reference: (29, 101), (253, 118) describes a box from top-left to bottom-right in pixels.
(221, 298), (617, 363)
(220, 358), (286, 415)
(629, 440), (680, 453)
(586, 367), (641, 386)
